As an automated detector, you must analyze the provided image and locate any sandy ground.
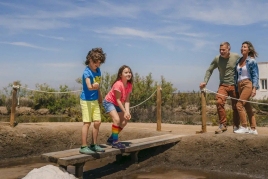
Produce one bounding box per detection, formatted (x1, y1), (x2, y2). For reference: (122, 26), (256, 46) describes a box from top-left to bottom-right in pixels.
(1, 122), (268, 179)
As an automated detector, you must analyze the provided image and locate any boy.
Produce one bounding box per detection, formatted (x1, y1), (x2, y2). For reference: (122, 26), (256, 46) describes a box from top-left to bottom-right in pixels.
(79, 48), (106, 154)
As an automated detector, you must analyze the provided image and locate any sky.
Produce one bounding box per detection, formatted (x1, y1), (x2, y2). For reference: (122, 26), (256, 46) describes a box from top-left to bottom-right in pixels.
(1, 0), (268, 93)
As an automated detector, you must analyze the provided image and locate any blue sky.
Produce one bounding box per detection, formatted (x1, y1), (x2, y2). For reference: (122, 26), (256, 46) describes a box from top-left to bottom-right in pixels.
(1, 0), (268, 92)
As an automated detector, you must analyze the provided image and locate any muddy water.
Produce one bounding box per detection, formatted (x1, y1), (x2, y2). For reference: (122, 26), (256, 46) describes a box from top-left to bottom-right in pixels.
(1, 157), (257, 179)
(123, 166), (255, 179)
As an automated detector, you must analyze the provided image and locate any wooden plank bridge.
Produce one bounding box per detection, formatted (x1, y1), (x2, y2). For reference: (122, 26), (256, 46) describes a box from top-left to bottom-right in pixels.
(41, 134), (185, 178)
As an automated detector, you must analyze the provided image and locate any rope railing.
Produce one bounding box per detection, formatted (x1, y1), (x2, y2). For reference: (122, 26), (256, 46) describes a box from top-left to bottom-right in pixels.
(197, 87), (268, 134)
(9, 83), (163, 131)
(130, 89), (158, 109)
(17, 85), (159, 109)
(19, 86), (82, 94)
(204, 88), (268, 106)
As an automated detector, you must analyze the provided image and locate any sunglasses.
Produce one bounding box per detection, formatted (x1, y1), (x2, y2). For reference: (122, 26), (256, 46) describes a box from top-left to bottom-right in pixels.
(239, 68), (242, 75)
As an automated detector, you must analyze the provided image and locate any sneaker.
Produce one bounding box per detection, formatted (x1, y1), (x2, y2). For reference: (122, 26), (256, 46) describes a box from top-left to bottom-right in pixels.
(233, 126), (239, 133)
(112, 142), (125, 149)
(234, 126), (249, 134)
(215, 124), (227, 134)
(79, 146), (95, 154)
(106, 136), (113, 145)
(249, 129), (258, 135)
(89, 144), (105, 152)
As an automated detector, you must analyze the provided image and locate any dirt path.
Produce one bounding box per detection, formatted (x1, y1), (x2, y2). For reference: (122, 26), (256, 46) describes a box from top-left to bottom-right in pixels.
(1, 122), (268, 178)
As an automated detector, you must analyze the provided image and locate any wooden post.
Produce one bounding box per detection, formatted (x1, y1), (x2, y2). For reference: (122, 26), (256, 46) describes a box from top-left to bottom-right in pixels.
(156, 85), (162, 131)
(196, 89), (207, 133)
(10, 81), (18, 127)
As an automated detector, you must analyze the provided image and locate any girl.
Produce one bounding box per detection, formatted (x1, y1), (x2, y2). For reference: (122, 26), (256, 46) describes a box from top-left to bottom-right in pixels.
(234, 41), (259, 135)
(103, 65), (133, 149)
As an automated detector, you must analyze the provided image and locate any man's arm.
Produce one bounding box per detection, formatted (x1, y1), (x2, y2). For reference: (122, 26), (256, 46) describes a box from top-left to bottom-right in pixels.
(200, 57), (218, 89)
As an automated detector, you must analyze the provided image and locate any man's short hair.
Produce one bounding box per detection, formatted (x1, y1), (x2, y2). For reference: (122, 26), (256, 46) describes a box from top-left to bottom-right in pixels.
(220, 42), (231, 50)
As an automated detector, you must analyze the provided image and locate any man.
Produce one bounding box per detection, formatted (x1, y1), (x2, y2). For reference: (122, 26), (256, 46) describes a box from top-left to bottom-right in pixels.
(200, 42), (240, 134)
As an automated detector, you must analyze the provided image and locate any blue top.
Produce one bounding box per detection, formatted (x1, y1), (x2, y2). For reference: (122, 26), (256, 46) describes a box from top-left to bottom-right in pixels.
(80, 66), (101, 101)
(234, 57), (259, 91)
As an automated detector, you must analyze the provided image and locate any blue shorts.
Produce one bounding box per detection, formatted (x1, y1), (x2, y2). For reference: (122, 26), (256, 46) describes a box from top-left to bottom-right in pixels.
(103, 99), (122, 113)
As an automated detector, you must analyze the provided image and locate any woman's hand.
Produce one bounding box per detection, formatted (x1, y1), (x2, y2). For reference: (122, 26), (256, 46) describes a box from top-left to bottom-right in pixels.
(251, 88), (256, 97)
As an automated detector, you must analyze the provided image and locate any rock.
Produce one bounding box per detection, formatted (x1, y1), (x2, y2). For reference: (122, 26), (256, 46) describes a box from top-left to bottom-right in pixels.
(0, 106), (8, 115)
(16, 107), (33, 115)
(22, 165), (77, 179)
(36, 108), (49, 115)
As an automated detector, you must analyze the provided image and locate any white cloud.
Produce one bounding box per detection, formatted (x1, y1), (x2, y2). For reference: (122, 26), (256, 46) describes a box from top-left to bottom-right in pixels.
(42, 62), (80, 68)
(165, 0), (268, 25)
(38, 34), (65, 41)
(102, 27), (172, 40)
(0, 16), (70, 30)
(0, 41), (58, 51)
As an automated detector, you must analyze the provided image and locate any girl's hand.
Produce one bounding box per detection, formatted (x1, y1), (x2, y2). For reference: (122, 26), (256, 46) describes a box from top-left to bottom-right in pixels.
(124, 112), (131, 120)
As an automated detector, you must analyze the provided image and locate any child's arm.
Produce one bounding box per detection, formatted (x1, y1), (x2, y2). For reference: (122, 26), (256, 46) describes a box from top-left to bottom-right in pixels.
(115, 90), (125, 112)
(85, 78), (99, 90)
(98, 88), (102, 104)
(124, 93), (131, 120)
(114, 90), (130, 120)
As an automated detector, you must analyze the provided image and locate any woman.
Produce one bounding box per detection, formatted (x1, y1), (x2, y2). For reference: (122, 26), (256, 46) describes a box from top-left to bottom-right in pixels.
(234, 41), (259, 135)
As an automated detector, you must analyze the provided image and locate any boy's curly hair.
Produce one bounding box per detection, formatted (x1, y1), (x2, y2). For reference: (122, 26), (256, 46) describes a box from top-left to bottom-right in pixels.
(85, 47), (106, 65)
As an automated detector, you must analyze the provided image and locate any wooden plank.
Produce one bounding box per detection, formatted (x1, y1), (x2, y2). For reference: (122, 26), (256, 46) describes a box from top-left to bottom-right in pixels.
(41, 134), (173, 163)
(124, 134), (185, 152)
(58, 134), (184, 166)
(41, 134), (184, 166)
(117, 134), (174, 147)
(58, 148), (121, 166)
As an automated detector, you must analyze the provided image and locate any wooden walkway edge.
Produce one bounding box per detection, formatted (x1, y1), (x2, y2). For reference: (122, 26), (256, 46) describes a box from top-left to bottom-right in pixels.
(41, 134), (186, 178)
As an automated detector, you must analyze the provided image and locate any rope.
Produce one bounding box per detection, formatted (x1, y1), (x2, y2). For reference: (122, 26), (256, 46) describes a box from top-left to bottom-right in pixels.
(130, 89), (158, 109)
(19, 86), (81, 94)
(16, 85), (159, 109)
(204, 88), (268, 106)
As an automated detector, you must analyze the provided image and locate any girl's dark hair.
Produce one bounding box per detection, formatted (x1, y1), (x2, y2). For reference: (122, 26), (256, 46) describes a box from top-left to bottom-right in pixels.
(111, 65), (133, 87)
(85, 47), (106, 65)
(242, 41), (258, 58)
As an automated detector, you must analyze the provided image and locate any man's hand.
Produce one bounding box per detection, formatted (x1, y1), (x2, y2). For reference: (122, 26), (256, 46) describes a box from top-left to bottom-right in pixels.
(199, 82), (206, 89)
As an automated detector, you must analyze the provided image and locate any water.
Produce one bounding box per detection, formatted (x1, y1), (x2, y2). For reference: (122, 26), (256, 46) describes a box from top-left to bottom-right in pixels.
(123, 166), (257, 179)
(0, 157), (261, 179)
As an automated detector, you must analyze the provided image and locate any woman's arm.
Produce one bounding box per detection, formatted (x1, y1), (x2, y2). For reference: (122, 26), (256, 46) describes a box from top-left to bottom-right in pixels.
(250, 59), (259, 97)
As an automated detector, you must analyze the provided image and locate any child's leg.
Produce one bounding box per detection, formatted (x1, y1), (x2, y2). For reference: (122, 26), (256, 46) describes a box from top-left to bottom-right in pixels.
(90, 120), (105, 152)
(118, 112), (128, 129)
(92, 121), (101, 144)
(79, 100), (96, 154)
(91, 101), (102, 144)
(112, 124), (120, 143)
(81, 122), (91, 146)
(107, 112), (127, 141)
